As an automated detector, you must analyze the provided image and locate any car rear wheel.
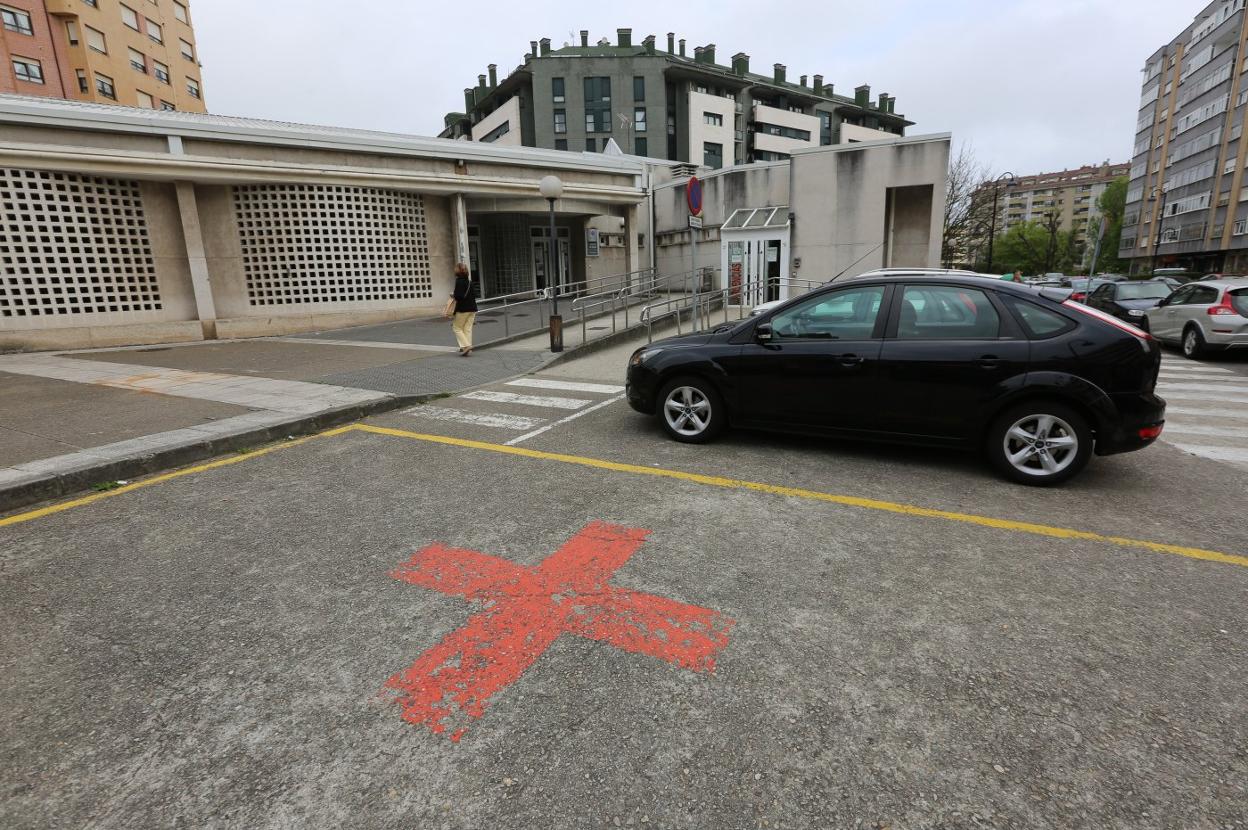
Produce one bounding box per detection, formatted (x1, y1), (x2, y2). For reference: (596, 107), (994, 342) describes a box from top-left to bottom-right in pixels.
(658, 377), (725, 444)
(1182, 325), (1207, 360)
(988, 402), (1092, 486)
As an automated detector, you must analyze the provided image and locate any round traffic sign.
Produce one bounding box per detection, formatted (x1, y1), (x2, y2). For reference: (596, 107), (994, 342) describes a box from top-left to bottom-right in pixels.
(687, 177), (703, 217)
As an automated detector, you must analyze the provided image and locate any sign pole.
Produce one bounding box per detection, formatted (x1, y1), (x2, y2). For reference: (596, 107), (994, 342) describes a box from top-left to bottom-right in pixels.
(687, 177), (704, 331)
(1084, 216), (1108, 304)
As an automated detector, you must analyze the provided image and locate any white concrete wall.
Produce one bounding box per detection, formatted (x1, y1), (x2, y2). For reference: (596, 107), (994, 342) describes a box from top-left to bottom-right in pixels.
(471, 96), (522, 146)
(839, 122), (893, 144)
(687, 90), (736, 168)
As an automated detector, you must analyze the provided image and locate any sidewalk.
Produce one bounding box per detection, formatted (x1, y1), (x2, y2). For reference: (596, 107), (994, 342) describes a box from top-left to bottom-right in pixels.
(0, 305), (695, 512)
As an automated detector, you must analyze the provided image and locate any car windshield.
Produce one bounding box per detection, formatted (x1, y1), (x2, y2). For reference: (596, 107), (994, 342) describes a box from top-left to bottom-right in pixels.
(1068, 279), (1089, 289)
(1117, 283), (1172, 300)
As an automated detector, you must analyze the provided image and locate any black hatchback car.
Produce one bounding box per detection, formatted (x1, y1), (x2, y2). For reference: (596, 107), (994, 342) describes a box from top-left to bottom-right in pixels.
(1086, 279), (1174, 325)
(627, 274), (1166, 485)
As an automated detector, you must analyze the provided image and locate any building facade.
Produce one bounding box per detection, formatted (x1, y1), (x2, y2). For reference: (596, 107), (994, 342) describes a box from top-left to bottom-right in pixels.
(1123, 0), (1248, 274)
(440, 29), (911, 168)
(993, 162), (1129, 245)
(1, 0), (204, 112)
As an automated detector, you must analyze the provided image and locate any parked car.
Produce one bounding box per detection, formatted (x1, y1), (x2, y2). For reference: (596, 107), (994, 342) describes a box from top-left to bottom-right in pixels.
(748, 268), (981, 317)
(1196, 273), (1244, 281)
(1086, 279), (1174, 324)
(1152, 268), (1201, 284)
(1063, 278), (1093, 302)
(628, 273), (1166, 486)
(1143, 278), (1248, 358)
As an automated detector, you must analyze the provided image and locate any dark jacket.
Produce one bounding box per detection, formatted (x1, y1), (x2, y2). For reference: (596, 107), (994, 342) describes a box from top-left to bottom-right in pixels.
(452, 275), (478, 313)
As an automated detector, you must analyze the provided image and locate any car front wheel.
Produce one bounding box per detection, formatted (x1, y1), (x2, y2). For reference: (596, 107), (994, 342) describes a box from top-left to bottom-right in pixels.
(657, 377), (725, 444)
(987, 402), (1092, 486)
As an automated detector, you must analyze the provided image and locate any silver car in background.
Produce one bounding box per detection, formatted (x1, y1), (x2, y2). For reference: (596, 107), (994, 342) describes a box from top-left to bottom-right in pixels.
(1144, 278), (1248, 359)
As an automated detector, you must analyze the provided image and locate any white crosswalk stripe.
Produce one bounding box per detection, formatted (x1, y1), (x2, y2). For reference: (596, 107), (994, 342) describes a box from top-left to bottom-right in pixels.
(506, 378), (625, 394)
(461, 390), (592, 410)
(401, 406), (546, 430)
(1155, 357), (1248, 470)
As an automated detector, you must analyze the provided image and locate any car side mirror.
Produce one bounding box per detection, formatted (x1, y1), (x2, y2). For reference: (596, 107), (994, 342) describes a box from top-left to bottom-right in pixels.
(1157, 297), (1169, 307)
(755, 322), (773, 342)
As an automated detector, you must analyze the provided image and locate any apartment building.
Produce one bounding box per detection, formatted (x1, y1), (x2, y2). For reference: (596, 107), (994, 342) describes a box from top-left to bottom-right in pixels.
(440, 29), (911, 168)
(1, 0), (204, 112)
(991, 162), (1129, 245)
(1122, 0), (1248, 274)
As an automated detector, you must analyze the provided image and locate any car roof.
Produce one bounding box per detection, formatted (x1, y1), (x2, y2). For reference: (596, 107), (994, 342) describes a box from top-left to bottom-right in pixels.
(835, 272), (1049, 295)
(1194, 278), (1248, 288)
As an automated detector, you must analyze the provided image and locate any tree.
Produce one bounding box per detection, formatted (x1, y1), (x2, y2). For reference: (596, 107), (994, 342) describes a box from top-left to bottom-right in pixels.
(1090, 176), (1129, 273)
(942, 143), (993, 268)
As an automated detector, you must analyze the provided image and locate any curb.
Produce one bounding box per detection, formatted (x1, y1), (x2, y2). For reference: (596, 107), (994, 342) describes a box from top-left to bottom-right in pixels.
(0, 328), (638, 516)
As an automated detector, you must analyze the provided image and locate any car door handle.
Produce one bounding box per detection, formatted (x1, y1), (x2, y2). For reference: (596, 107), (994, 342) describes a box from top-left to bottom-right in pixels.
(977, 356), (1002, 369)
(837, 354), (865, 367)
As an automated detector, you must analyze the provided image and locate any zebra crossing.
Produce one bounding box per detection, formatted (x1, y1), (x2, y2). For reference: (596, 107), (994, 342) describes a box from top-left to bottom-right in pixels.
(399, 377), (626, 445)
(1156, 356), (1248, 470)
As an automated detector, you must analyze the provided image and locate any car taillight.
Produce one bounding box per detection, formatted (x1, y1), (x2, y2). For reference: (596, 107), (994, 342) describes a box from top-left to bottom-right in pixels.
(1139, 424), (1164, 440)
(1208, 293), (1238, 315)
(1062, 299), (1153, 344)
(1071, 292), (1086, 301)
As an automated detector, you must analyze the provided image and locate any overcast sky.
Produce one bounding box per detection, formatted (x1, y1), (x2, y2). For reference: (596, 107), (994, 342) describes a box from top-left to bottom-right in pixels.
(193, 0), (1198, 175)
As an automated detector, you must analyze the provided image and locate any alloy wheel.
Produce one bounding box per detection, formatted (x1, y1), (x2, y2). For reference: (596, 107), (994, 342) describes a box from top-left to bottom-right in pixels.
(663, 386), (712, 437)
(1003, 414), (1079, 477)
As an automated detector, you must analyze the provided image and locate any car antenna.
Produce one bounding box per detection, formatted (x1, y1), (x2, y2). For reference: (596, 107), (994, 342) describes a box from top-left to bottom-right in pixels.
(827, 242), (885, 283)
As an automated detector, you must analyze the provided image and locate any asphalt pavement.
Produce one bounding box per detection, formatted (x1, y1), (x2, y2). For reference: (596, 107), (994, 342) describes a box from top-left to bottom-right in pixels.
(2, 337), (1247, 829)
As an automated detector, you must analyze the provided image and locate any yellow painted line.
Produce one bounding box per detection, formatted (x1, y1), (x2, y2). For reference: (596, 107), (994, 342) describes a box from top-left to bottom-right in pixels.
(0, 426), (354, 529)
(351, 424), (1248, 569)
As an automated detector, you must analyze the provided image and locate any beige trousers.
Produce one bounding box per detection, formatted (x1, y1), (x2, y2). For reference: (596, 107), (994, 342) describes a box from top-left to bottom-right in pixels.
(452, 312), (476, 350)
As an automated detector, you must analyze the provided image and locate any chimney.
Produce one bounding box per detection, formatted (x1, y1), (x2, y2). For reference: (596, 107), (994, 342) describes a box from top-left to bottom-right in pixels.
(731, 52), (749, 75)
(477, 74), (487, 91)
(540, 37), (551, 56)
(488, 64), (498, 87)
(617, 28), (632, 48)
(694, 46), (705, 63)
(643, 34), (656, 54)
(878, 92), (888, 110)
(464, 89), (474, 111)
(667, 32), (675, 53)
(773, 63), (786, 83)
(580, 30), (589, 47)
(530, 40), (538, 57)
(800, 74), (807, 87)
(813, 74), (823, 95)
(888, 97), (896, 114)
(679, 38), (686, 57)
(704, 43), (715, 64)
(855, 84), (870, 107)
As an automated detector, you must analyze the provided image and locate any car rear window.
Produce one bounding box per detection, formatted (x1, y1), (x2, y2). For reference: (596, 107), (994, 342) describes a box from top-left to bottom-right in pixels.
(1117, 283), (1172, 300)
(1232, 288), (1248, 317)
(1002, 296), (1074, 338)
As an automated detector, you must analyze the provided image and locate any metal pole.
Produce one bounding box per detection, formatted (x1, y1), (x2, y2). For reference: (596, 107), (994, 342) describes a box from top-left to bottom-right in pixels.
(987, 184), (1000, 272)
(691, 228), (699, 331)
(1084, 216), (1108, 304)
(547, 198), (563, 352)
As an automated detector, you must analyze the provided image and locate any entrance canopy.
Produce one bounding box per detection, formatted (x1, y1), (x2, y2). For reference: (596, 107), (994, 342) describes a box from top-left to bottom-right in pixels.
(722, 206), (790, 232)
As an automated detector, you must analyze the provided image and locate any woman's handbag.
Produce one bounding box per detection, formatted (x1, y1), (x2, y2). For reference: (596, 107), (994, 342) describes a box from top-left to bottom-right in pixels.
(442, 295), (457, 319)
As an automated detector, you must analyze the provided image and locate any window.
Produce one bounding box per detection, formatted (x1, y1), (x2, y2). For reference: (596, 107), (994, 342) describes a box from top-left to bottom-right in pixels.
(703, 141), (723, 169)
(146, 18), (161, 43)
(898, 285), (1001, 339)
(479, 120), (509, 142)
(85, 25), (106, 53)
(553, 109), (566, 134)
(586, 137), (595, 152)
(819, 111), (833, 145)
(179, 38), (194, 61)
(160, 100), (175, 111)
(129, 47), (146, 72)
(551, 77), (564, 103)
(771, 286), (886, 340)
(635, 137), (647, 157)
(173, 1), (188, 22)
(153, 60), (169, 83)
(136, 90), (154, 108)
(634, 107), (646, 132)
(95, 72), (116, 99)
(120, 4), (139, 30)
(1003, 297), (1073, 338)
(76, 69), (88, 93)
(186, 77), (200, 98)
(2, 5), (34, 35)
(65, 20), (78, 44)
(633, 76), (645, 101)
(82, 0), (96, 5)
(554, 138), (568, 151)
(703, 112), (723, 126)
(584, 76), (611, 132)
(11, 56), (43, 84)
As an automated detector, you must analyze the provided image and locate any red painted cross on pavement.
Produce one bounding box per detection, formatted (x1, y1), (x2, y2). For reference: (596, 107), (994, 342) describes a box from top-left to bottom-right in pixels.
(383, 521), (734, 741)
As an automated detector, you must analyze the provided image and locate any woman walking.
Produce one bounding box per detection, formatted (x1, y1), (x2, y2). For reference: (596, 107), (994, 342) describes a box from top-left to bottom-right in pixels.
(449, 262), (477, 356)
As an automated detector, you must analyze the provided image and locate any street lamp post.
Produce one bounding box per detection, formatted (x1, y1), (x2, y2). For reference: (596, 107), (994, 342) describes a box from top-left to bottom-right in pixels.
(985, 172), (1017, 272)
(539, 175), (564, 353)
